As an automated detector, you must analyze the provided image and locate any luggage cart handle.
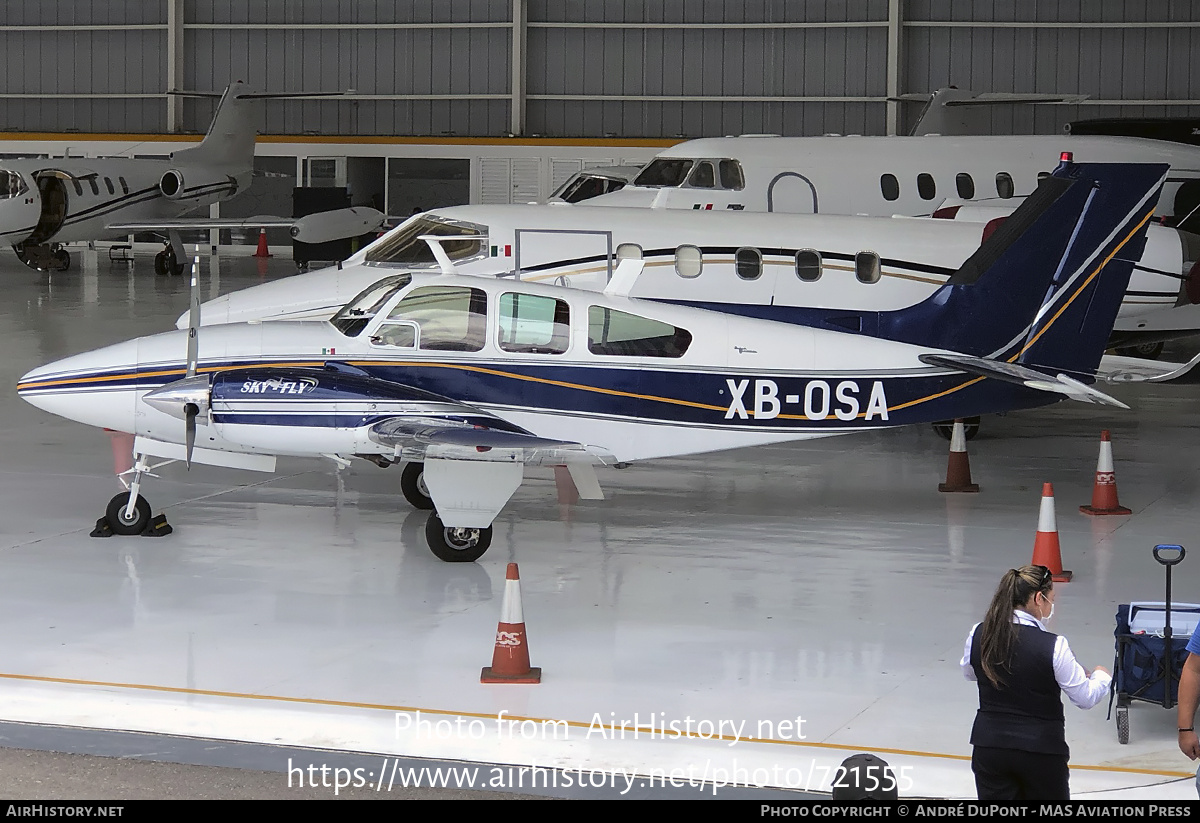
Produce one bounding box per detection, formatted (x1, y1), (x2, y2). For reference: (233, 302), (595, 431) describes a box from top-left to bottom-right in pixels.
(1154, 544), (1186, 566)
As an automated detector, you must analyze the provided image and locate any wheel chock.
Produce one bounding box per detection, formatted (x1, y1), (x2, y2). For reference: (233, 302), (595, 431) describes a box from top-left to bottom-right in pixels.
(141, 514), (173, 537)
(90, 518), (114, 538)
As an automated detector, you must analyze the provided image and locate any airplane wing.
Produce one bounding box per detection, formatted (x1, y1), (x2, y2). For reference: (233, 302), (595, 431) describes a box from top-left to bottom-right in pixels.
(368, 416), (606, 466)
(107, 206), (385, 244)
(918, 353), (1130, 408)
(1096, 351), (1200, 383)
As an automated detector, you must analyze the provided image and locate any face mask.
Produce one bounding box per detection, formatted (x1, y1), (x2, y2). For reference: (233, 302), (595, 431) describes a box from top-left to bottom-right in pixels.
(1040, 595), (1054, 622)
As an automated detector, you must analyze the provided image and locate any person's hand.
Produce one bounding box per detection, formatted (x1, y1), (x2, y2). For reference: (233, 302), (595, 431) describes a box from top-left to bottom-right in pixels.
(1180, 729), (1200, 759)
(1092, 665), (1110, 676)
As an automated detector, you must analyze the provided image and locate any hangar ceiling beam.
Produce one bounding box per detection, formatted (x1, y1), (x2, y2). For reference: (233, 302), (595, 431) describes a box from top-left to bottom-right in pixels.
(167, 0), (184, 133)
(887, 0), (903, 136)
(511, 0), (527, 137)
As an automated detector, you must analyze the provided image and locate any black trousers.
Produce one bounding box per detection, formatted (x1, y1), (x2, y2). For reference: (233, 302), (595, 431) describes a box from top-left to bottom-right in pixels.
(972, 745), (1070, 800)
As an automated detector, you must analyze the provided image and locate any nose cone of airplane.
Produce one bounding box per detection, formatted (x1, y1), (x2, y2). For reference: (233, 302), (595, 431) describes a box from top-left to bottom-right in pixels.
(17, 339), (143, 429)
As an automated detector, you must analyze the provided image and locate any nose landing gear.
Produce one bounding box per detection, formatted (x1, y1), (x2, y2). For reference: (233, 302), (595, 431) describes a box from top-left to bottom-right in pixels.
(91, 453), (173, 538)
(14, 243), (71, 272)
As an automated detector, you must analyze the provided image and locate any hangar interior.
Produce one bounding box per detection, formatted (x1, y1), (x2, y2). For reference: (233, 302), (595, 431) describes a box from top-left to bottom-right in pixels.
(3, 0), (1200, 800)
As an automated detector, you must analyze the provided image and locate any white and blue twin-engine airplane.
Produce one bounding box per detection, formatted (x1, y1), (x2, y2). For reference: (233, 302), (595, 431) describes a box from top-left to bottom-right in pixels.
(17, 159), (1165, 562)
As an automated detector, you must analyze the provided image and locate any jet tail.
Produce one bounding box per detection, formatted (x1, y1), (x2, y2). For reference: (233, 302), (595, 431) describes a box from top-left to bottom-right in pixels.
(169, 81), (259, 171)
(876, 158), (1167, 379)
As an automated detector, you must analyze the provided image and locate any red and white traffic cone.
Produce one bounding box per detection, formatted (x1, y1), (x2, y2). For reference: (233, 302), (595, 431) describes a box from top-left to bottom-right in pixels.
(253, 228), (271, 258)
(1080, 430), (1132, 516)
(1032, 482), (1072, 582)
(481, 563), (541, 684)
(938, 419), (979, 493)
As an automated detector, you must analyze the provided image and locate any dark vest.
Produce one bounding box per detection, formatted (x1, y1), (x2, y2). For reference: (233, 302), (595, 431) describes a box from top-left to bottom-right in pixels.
(969, 622), (1067, 756)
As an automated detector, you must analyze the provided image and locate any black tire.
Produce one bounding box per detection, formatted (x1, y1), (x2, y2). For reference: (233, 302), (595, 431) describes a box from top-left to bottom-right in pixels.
(425, 512), (491, 563)
(154, 250), (169, 276)
(1115, 342), (1164, 360)
(400, 462), (434, 510)
(933, 417), (980, 441)
(106, 492), (152, 536)
(54, 249), (70, 271)
(1116, 705), (1129, 744)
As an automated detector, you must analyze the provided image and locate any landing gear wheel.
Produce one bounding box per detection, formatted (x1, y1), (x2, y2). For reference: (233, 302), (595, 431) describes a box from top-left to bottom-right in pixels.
(53, 248), (70, 271)
(105, 492), (152, 536)
(154, 246), (185, 277)
(1115, 704), (1129, 744)
(400, 462), (434, 510)
(933, 417), (980, 441)
(425, 512), (492, 562)
(154, 249), (170, 276)
(1116, 341), (1164, 360)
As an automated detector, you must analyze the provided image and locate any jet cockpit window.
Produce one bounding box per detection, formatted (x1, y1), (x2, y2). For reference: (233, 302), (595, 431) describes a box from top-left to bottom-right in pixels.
(996, 172), (1015, 199)
(364, 216), (485, 267)
(855, 251), (881, 284)
(633, 158), (694, 188)
(686, 161), (716, 188)
(719, 160), (745, 191)
(0, 170), (28, 199)
(735, 247), (763, 280)
(330, 274), (414, 336)
(382, 285), (487, 352)
(499, 293), (570, 354)
(587, 306), (692, 358)
(796, 249), (822, 282)
(552, 173), (626, 203)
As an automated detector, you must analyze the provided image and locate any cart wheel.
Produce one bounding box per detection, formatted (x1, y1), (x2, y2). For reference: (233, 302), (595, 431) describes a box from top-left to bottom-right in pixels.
(1116, 705), (1129, 744)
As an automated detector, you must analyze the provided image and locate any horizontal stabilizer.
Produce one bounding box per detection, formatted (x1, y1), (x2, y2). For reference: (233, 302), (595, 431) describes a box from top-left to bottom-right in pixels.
(108, 207), (384, 244)
(919, 353), (1129, 408)
(1097, 351), (1200, 384)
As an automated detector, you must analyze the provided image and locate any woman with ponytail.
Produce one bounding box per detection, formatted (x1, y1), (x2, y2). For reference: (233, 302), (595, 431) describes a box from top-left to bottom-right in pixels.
(961, 565), (1111, 799)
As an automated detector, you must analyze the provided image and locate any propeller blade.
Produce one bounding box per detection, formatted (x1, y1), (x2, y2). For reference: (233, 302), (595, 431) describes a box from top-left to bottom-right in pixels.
(184, 403), (198, 469)
(186, 254), (201, 378)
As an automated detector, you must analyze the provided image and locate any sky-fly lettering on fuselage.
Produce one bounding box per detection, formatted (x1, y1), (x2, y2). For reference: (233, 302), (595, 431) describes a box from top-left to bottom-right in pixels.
(240, 378), (318, 395)
(723, 378), (889, 421)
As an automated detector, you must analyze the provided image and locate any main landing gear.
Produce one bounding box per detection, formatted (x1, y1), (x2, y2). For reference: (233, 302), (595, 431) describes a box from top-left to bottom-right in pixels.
(92, 453), (172, 538)
(154, 243), (186, 276)
(399, 460), (491, 561)
(14, 243), (70, 272)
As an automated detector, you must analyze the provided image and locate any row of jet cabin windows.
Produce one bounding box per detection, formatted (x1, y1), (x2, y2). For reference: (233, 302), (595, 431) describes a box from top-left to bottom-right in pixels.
(615, 243), (882, 284)
(880, 171), (1031, 202)
(367, 286), (693, 358)
(66, 175), (131, 197)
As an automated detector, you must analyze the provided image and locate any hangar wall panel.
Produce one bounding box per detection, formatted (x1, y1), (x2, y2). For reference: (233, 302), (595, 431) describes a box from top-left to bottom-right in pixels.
(0, 1), (1198, 139)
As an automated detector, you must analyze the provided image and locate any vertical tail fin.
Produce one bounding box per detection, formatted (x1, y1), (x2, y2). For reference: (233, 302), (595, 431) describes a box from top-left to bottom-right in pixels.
(876, 158), (1167, 378)
(169, 81), (259, 171)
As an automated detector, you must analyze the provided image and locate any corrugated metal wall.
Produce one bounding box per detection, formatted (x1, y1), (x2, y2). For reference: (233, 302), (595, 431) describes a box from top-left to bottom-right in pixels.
(1, 1), (1198, 138)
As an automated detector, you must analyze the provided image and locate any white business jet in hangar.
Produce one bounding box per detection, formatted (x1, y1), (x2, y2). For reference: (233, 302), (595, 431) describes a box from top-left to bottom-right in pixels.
(0, 81), (382, 273)
(17, 160), (1165, 561)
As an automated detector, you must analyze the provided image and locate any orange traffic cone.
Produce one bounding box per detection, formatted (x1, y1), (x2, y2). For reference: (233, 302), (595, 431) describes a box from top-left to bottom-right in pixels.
(1079, 430), (1131, 516)
(253, 228), (271, 258)
(481, 563), (541, 684)
(939, 419), (979, 493)
(1032, 482), (1072, 582)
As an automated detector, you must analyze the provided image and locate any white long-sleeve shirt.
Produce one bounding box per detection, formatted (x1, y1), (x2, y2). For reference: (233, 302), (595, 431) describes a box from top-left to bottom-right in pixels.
(961, 609), (1112, 709)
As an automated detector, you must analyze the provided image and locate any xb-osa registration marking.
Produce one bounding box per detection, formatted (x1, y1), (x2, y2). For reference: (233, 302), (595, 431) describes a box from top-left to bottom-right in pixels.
(724, 378), (889, 421)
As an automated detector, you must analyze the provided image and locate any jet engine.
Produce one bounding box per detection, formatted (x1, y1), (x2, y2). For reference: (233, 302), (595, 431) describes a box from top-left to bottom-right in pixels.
(158, 169), (188, 199)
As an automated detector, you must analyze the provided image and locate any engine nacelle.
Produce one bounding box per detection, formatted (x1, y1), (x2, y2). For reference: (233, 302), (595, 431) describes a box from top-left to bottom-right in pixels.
(159, 169), (187, 199)
(159, 166), (231, 201)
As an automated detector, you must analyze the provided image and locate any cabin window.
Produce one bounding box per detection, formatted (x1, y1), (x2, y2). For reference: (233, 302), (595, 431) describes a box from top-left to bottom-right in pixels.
(499, 293), (570, 355)
(996, 172), (1015, 199)
(118, 176), (129, 194)
(795, 249), (822, 282)
(588, 306), (692, 358)
(88, 177), (99, 195)
(381, 285), (487, 352)
(880, 173), (899, 201)
(719, 160), (745, 190)
(365, 216), (485, 267)
(675, 245), (703, 278)
(955, 173), (975, 199)
(104, 177), (115, 195)
(735, 247), (763, 280)
(686, 161), (716, 188)
(917, 173), (936, 201)
(633, 158), (694, 187)
(616, 243), (643, 263)
(72, 179), (83, 196)
(855, 251), (881, 284)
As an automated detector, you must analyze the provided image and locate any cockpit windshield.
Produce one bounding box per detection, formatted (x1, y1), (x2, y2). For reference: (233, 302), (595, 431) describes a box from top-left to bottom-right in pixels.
(363, 215), (486, 267)
(0, 170), (28, 199)
(632, 158), (694, 188)
(330, 273), (413, 336)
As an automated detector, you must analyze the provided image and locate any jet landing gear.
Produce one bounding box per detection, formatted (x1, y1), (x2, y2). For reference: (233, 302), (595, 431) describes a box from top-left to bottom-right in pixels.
(92, 453), (172, 538)
(154, 243), (185, 276)
(14, 243), (70, 272)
